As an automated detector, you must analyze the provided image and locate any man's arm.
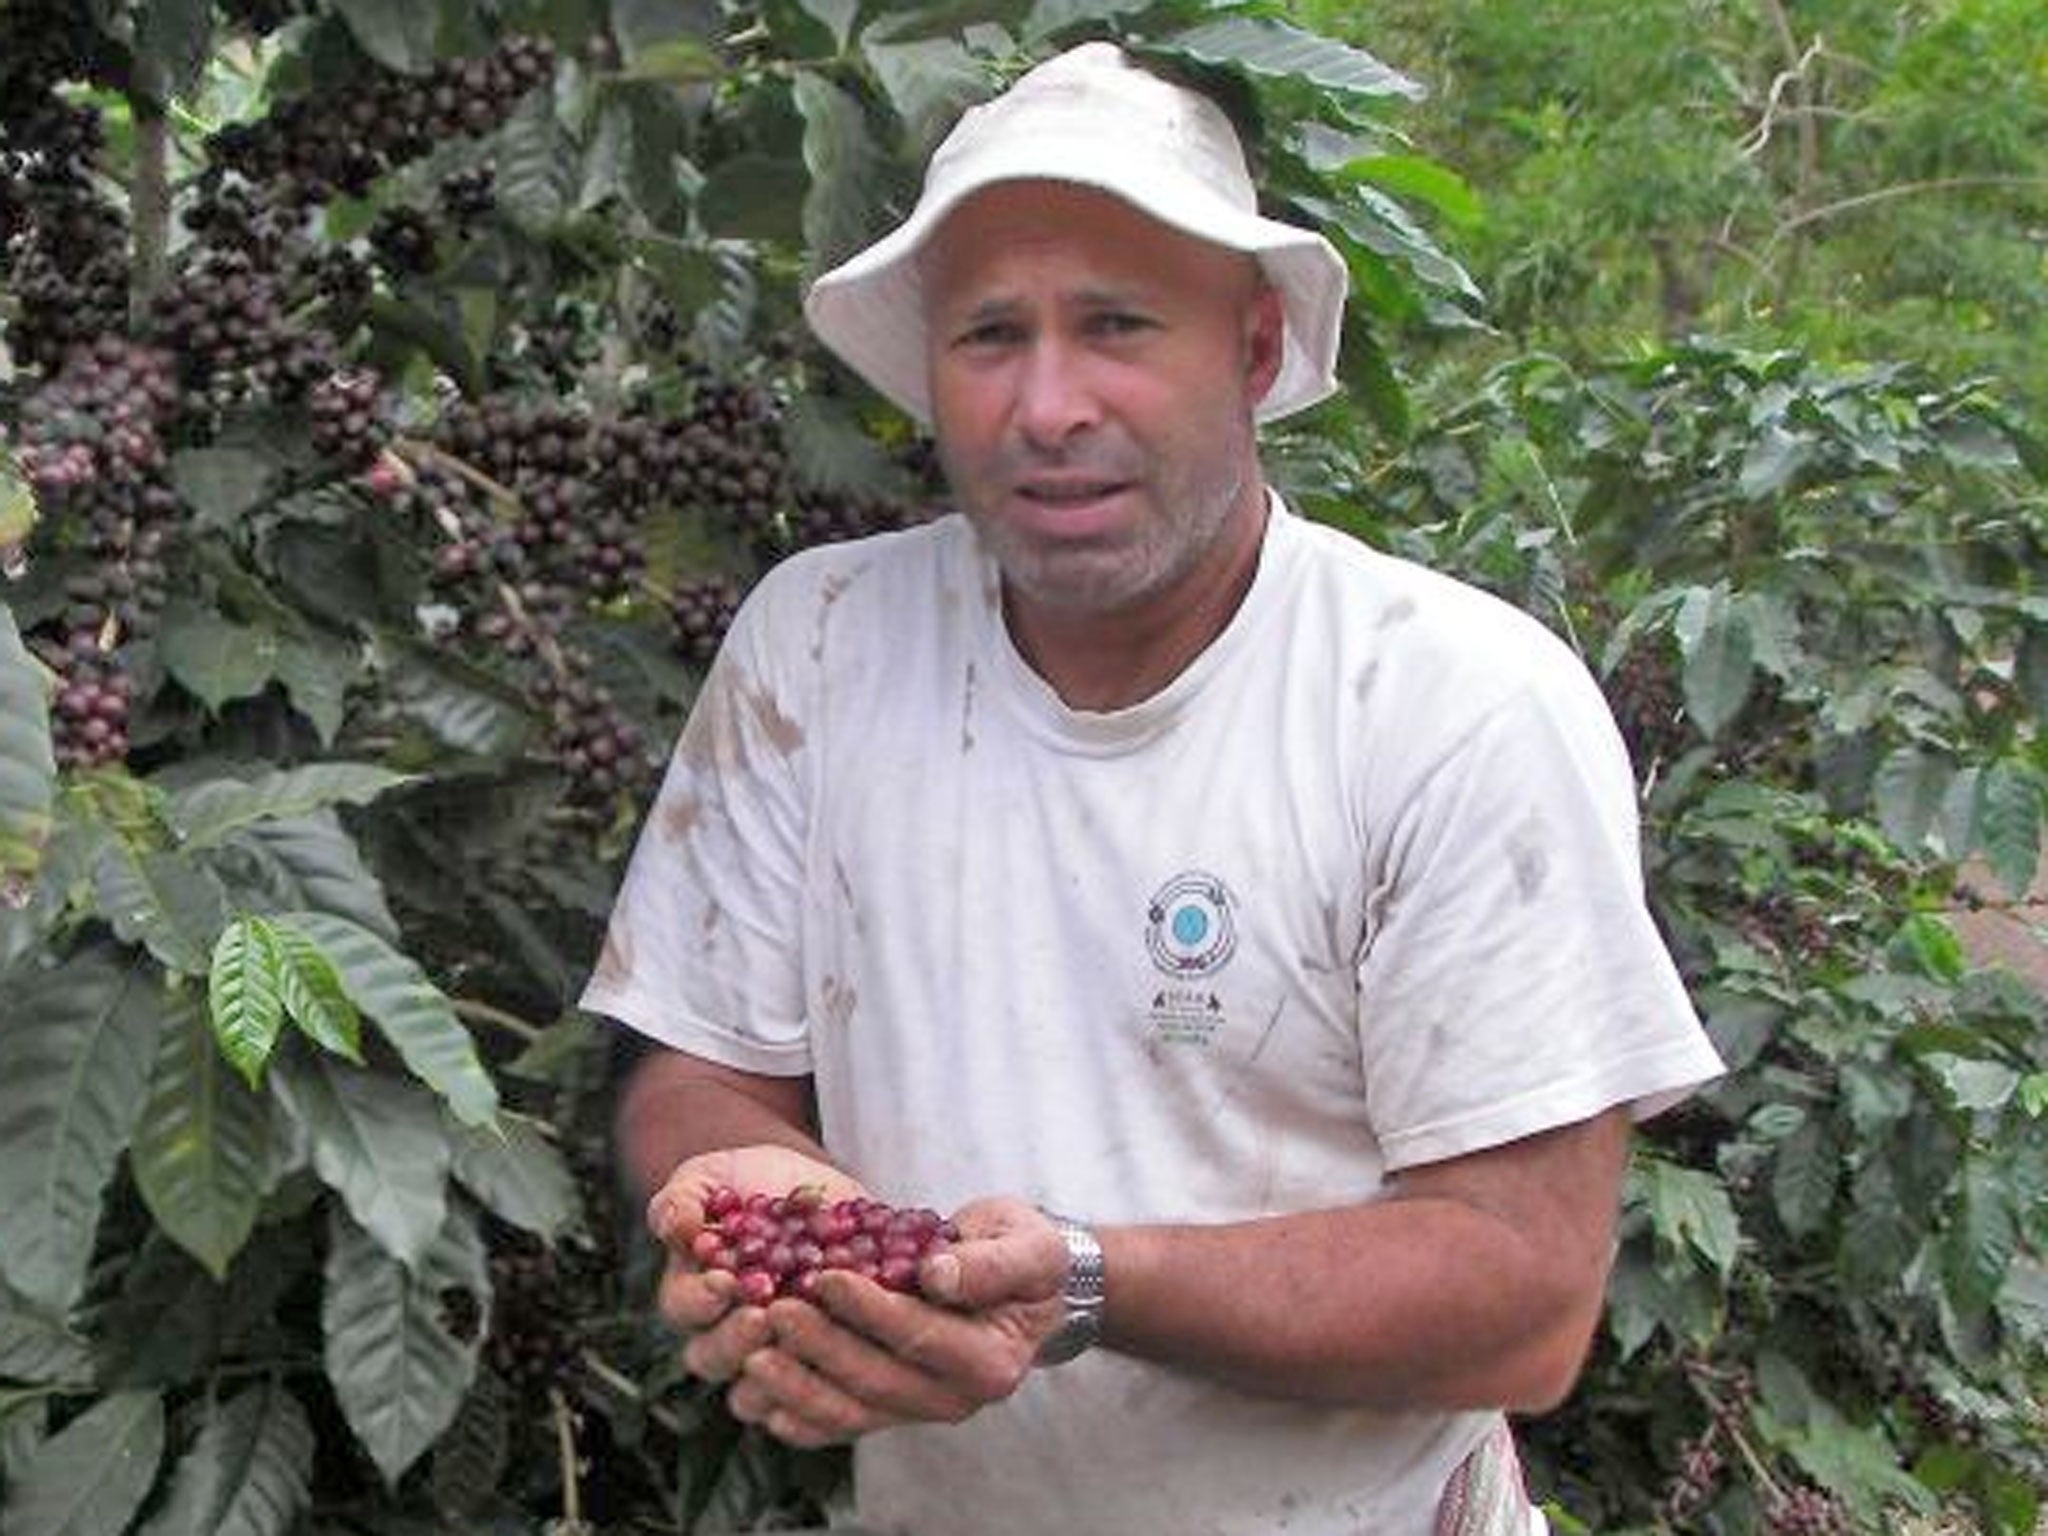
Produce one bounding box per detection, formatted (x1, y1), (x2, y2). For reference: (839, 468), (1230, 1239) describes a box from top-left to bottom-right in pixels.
(1092, 1105), (1629, 1411)
(616, 1046), (827, 1201)
(698, 1107), (1632, 1445)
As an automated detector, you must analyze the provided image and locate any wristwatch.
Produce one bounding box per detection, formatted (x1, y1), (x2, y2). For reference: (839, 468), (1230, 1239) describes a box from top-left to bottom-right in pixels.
(1036, 1211), (1107, 1367)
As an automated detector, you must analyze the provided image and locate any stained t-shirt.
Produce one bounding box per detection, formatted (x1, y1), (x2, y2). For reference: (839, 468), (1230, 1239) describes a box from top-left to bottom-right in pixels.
(581, 498), (1724, 1536)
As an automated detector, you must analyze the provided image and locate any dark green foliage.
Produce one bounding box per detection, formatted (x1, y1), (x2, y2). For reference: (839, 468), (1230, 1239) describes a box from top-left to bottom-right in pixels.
(1, 1), (2044, 1533)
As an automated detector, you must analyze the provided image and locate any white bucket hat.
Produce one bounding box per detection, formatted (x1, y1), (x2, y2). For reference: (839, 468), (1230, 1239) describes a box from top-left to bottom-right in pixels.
(802, 40), (1350, 425)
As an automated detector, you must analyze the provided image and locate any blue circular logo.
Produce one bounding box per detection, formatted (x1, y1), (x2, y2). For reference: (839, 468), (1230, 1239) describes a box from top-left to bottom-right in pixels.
(1146, 872), (1237, 977)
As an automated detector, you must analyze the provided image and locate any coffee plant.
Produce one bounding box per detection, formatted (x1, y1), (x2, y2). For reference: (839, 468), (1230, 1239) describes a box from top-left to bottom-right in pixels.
(1296, 345), (2048, 1534)
(2, 2), (2043, 1534)
(0, 2), (1482, 1533)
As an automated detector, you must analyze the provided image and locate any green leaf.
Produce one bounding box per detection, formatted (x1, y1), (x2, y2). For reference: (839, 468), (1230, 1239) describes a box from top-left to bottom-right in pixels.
(1770, 1118), (1838, 1238)
(209, 916), (289, 1087)
(429, 1367), (512, 1522)
(1944, 1159), (2019, 1319)
(450, 1114), (581, 1242)
(0, 952), (163, 1310)
(0, 1390), (165, 1536)
(1158, 17), (1425, 101)
(862, 37), (985, 148)
(93, 842), (231, 976)
(322, 1204), (486, 1484)
(377, 635), (537, 757)
(1974, 759), (2043, 900)
(1779, 1397), (1938, 1522)
(268, 918), (364, 1061)
(1632, 1156), (1741, 1278)
(1673, 583), (1754, 738)
(1924, 1053), (2019, 1113)
(331, 0), (439, 72)
(131, 996), (276, 1278)
(166, 763), (411, 848)
(615, 36), (722, 85)
(219, 811), (400, 942)
(1872, 745), (1954, 853)
(578, 97), (638, 212)
(1346, 154), (1482, 230)
(611, 0), (721, 64)
(272, 635), (355, 747)
(496, 90), (575, 234)
(270, 1051), (450, 1265)
(135, 0), (214, 97)
(159, 607), (279, 713)
(0, 1281), (95, 1385)
(698, 153), (807, 244)
(0, 604), (57, 891)
(168, 447), (278, 531)
(0, 456), (39, 550)
(136, 1379), (314, 1536)
(795, 69), (898, 272)
(282, 910), (499, 1126)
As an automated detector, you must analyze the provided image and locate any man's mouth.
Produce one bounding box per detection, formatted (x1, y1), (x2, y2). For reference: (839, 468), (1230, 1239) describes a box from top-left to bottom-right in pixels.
(1016, 478), (1129, 505)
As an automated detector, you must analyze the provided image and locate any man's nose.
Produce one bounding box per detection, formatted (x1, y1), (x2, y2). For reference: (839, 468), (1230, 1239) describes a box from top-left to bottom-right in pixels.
(1012, 338), (1101, 447)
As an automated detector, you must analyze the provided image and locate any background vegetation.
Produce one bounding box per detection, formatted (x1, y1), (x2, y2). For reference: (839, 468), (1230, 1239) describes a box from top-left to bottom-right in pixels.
(0, 1), (2043, 1533)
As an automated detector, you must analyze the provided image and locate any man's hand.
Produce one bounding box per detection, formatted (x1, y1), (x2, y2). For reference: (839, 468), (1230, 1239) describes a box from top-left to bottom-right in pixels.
(646, 1145), (868, 1332)
(704, 1197), (1072, 1447)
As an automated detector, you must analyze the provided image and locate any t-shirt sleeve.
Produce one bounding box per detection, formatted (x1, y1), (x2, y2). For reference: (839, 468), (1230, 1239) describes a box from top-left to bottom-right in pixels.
(1355, 660), (1724, 1170)
(578, 580), (814, 1076)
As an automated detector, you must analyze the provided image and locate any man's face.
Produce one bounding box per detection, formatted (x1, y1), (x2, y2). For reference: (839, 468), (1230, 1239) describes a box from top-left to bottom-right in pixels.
(919, 181), (1284, 618)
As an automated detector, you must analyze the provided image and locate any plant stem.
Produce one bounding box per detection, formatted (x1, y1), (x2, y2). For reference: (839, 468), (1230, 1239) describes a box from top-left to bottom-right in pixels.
(129, 67), (172, 323)
(452, 995), (545, 1044)
(550, 1384), (584, 1526)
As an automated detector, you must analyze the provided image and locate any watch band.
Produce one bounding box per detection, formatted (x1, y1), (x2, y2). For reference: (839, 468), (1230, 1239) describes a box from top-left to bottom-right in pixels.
(1036, 1210), (1106, 1367)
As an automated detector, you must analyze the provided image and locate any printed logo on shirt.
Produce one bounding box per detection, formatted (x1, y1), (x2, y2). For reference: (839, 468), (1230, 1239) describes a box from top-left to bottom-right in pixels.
(1145, 871), (1238, 978)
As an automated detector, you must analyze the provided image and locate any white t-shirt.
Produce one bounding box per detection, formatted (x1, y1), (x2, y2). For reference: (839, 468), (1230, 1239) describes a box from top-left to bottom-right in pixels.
(582, 499), (1723, 1536)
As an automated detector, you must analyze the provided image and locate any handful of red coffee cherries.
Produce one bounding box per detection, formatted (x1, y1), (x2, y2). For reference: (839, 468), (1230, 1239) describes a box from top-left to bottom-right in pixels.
(692, 1184), (961, 1305)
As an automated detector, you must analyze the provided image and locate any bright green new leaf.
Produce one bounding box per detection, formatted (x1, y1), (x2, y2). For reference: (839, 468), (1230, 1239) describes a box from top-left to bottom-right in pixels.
(282, 910), (499, 1126)
(268, 918), (364, 1063)
(209, 917), (289, 1087)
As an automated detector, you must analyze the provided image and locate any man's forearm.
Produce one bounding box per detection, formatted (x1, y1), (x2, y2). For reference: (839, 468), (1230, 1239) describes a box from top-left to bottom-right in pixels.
(616, 1049), (828, 1201)
(1094, 1109), (1631, 1413)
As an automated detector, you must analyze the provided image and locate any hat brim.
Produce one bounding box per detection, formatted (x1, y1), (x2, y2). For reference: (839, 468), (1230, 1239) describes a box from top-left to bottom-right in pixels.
(804, 150), (1350, 426)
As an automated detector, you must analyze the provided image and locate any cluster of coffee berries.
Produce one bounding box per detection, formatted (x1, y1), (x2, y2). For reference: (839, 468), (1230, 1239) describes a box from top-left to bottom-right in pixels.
(439, 165), (498, 229)
(369, 205), (439, 277)
(1764, 1486), (1851, 1535)
(485, 1235), (581, 1393)
(1602, 641), (1688, 775)
(1, 88), (130, 375)
(208, 35), (556, 211)
(669, 575), (746, 666)
(693, 1186), (960, 1304)
(13, 337), (186, 769)
(308, 369), (390, 471)
(533, 666), (654, 810)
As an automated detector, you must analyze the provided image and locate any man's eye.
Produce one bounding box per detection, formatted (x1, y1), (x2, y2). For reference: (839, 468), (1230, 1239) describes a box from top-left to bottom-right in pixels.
(1088, 312), (1151, 336)
(954, 321), (1022, 348)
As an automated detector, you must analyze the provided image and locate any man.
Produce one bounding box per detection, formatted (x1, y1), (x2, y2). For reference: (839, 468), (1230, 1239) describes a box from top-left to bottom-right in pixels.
(581, 40), (1724, 1536)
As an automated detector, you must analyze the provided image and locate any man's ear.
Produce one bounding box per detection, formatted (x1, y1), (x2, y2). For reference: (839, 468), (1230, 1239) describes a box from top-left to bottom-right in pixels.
(1243, 282), (1286, 406)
